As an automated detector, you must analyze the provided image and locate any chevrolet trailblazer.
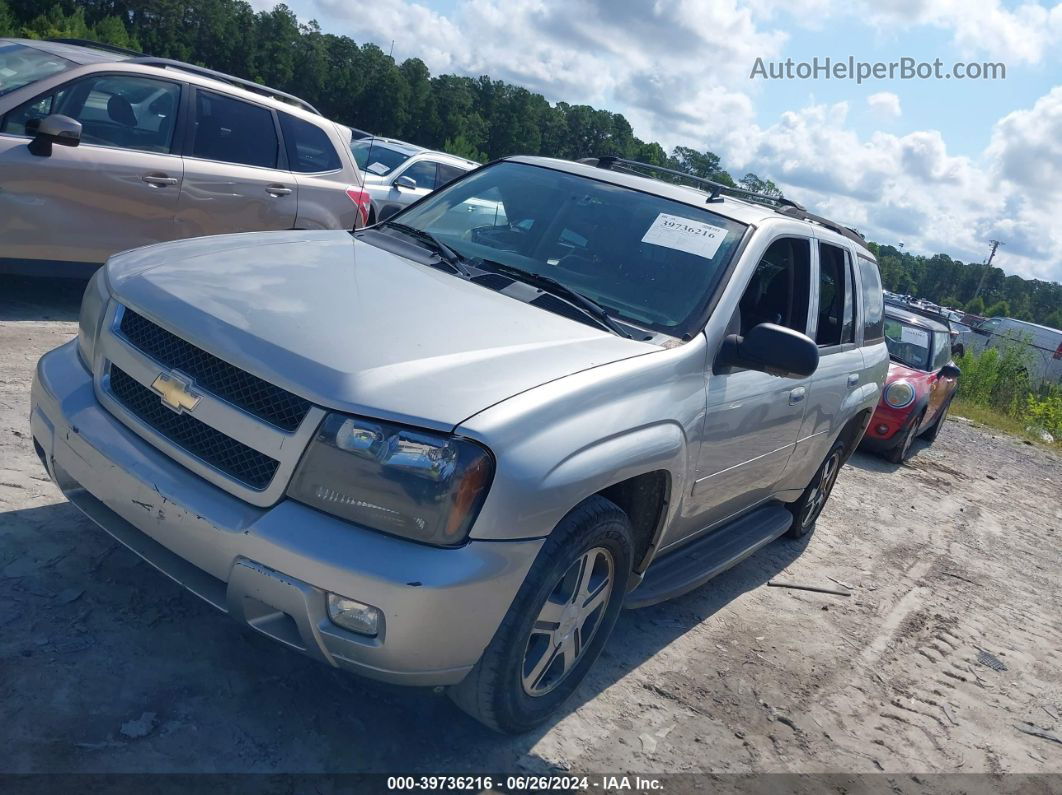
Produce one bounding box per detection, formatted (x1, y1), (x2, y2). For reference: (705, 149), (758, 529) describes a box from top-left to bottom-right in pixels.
(31, 155), (888, 732)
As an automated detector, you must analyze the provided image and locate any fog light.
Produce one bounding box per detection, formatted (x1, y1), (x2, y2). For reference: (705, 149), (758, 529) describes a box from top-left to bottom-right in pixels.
(327, 593), (381, 636)
(876, 424), (889, 435)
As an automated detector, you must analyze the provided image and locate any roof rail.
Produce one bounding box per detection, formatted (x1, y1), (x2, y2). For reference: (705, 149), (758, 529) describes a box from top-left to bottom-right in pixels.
(46, 38), (144, 57)
(775, 206), (871, 251)
(127, 57), (321, 115)
(585, 155), (805, 210)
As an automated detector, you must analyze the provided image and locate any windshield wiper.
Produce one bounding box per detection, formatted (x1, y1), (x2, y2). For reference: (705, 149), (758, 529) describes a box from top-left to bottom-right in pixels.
(380, 221), (475, 278)
(476, 261), (633, 339)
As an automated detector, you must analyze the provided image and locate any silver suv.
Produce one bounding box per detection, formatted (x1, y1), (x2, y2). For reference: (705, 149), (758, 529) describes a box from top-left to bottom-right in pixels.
(349, 136), (478, 224)
(0, 38), (369, 276)
(31, 155), (888, 732)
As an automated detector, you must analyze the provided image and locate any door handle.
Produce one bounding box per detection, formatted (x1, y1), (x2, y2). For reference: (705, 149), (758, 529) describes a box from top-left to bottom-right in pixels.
(847, 373), (860, 388)
(266, 184), (293, 196)
(788, 386), (807, 405)
(142, 174), (178, 187)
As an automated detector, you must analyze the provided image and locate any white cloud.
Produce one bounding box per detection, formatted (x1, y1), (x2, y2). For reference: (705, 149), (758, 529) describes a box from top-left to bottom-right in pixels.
(855, 0), (1062, 65)
(867, 91), (902, 119)
(298, 0), (1061, 281)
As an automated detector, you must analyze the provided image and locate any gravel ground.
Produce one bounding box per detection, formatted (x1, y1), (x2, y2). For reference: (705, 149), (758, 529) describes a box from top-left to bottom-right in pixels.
(1, 276), (1061, 776)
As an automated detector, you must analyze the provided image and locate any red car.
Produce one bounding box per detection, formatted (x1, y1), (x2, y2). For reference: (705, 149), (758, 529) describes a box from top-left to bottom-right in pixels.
(860, 305), (961, 462)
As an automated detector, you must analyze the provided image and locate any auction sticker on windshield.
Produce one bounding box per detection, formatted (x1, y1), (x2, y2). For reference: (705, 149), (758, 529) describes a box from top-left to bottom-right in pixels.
(641, 213), (728, 259)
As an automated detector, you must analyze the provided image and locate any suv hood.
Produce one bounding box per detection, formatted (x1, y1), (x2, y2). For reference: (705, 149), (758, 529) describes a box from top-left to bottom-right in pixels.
(107, 230), (658, 430)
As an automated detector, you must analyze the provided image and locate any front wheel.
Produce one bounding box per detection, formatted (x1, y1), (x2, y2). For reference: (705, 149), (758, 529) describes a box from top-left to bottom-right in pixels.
(886, 411), (924, 463)
(786, 441), (845, 538)
(920, 399), (951, 443)
(448, 496), (633, 733)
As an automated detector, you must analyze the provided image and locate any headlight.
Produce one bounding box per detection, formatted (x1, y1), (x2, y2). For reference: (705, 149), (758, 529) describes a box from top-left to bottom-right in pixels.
(883, 380), (916, 409)
(288, 413), (494, 547)
(77, 267), (110, 368)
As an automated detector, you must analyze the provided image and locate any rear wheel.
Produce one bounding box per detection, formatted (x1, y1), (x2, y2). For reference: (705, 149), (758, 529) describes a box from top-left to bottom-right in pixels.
(448, 496), (632, 733)
(786, 441), (845, 538)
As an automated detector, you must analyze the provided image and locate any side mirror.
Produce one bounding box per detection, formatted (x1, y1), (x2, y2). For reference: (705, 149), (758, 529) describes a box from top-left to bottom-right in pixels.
(394, 175), (416, 190)
(28, 114), (82, 157)
(939, 364), (961, 379)
(951, 343), (965, 358)
(716, 323), (819, 378)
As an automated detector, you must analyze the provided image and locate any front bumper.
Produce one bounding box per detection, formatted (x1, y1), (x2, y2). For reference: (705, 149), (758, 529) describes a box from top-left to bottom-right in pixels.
(858, 403), (910, 453)
(31, 340), (543, 686)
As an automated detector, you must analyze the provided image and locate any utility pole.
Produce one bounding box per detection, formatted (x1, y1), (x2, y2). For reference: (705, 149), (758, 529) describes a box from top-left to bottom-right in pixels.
(973, 239), (1002, 302)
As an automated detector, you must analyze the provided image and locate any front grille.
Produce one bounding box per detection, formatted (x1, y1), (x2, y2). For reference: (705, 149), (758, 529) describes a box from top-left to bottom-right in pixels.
(118, 308), (310, 432)
(109, 365), (280, 490)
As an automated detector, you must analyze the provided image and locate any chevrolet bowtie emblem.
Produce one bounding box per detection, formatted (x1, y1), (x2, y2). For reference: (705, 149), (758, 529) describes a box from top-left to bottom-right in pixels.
(151, 373), (201, 414)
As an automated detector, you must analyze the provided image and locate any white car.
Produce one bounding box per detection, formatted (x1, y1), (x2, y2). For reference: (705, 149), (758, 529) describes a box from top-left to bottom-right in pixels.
(349, 136), (479, 224)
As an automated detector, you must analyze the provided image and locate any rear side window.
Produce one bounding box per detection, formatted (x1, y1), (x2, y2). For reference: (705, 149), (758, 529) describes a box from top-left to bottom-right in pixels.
(279, 112), (341, 172)
(858, 254), (885, 342)
(437, 162), (468, 187)
(191, 90), (277, 168)
(816, 242), (856, 347)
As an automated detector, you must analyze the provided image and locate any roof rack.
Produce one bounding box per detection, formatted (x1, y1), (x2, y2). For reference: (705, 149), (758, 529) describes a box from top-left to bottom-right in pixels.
(775, 206), (871, 251)
(585, 155), (805, 210)
(46, 38), (144, 57)
(127, 57), (322, 115)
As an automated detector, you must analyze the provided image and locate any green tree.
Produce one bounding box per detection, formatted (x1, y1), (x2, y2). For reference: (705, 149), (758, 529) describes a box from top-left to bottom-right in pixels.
(442, 134), (486, 163)
(0, 0), (15, 36)
(966, 296), (986, 315)
(985, 300), (1011, 317)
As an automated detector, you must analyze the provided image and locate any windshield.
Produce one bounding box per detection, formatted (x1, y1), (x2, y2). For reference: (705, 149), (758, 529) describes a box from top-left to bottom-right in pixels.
(350, 139), (413, 176)
(884, 316), (931, 369)
(391, 161), (747, 336)
(0, 43), (74, 97)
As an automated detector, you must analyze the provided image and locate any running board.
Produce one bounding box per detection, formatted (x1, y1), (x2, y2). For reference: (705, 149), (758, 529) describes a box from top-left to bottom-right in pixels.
(625, 503), (793, 609)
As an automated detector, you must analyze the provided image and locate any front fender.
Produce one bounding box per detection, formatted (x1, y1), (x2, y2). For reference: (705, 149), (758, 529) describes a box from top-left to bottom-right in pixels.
(457, 337), (708, 541)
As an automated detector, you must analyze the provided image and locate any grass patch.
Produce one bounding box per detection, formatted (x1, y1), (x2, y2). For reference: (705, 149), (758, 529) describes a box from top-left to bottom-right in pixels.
(951, 398), (1061, 449)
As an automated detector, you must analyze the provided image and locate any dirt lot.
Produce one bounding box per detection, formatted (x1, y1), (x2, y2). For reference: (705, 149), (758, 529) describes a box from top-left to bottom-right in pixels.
(1, 276), (1060, 776)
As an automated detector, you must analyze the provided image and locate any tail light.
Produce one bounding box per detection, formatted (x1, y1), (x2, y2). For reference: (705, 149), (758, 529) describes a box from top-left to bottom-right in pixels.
(345, 187), (372, 227)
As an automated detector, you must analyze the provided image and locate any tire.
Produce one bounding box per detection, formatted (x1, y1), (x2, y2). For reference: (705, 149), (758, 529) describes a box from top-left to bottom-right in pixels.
(920, 399), (951, 443)
(786, 440), (845, 538)
(448, 495), (633, 734)
(886, 411), (924, 463)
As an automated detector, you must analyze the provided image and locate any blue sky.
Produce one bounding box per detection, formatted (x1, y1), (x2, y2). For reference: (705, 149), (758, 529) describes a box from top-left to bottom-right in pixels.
(264, 0), (1062, 282)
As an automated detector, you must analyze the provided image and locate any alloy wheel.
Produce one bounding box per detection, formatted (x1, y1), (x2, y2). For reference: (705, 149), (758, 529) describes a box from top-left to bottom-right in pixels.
(800, 450), (841, 529)
(521, 546), (614, 697)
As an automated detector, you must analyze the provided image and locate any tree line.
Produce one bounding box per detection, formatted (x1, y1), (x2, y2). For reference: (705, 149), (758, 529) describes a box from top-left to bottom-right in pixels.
(3, 0), (1060, 327)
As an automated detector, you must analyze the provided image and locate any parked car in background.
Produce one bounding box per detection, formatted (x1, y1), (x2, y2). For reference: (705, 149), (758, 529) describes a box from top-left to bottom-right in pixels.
(31, 154), (888, 733)
(0, 38), (369, 277)
(886, 295), (967, 357)
(349, 135), (478, 224)
(860, 305), (960, 462)
(966, 316), (1062, 386)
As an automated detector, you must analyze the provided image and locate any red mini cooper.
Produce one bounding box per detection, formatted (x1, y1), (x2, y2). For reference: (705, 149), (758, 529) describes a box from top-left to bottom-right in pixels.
(860, 305), (961, 462)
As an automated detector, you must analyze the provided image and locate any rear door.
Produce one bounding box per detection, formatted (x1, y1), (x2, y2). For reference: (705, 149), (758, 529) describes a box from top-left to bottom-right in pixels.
(175, 88), (296, 238)
(791, 240), (865, 470)
(0, 71), (185, 268)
